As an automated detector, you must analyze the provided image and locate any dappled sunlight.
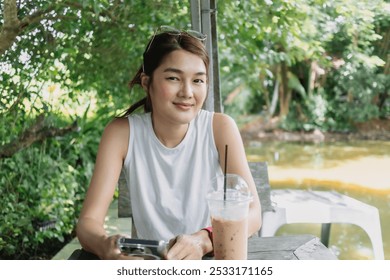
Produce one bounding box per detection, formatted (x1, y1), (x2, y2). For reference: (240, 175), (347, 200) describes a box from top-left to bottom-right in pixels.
(42, 83), (99, 118)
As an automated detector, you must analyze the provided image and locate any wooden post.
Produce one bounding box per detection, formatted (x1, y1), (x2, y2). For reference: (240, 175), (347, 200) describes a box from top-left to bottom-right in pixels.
(190, 0), (221, 113)
(321, 223), (331, 247)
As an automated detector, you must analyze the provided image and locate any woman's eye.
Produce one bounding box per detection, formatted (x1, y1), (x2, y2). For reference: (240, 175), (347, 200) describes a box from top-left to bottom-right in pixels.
(194, 79), (205, 84)
(167, 76), (179, 81)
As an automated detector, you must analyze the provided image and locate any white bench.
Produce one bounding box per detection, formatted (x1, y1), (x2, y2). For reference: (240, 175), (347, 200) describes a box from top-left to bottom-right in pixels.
(259, 187), (384, 260)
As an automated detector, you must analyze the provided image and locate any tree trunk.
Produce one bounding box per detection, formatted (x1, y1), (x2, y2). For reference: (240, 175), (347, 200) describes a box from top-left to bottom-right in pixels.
(0, 0), (20, 56)
(269, 80), (279, 117)
(0, 0), (57, 56)
(279, 61), (290, 118)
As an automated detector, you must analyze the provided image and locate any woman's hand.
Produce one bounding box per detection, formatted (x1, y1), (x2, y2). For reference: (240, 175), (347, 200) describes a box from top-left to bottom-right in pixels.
(165, 230), (213, 260)
(100, 234), (143, 260)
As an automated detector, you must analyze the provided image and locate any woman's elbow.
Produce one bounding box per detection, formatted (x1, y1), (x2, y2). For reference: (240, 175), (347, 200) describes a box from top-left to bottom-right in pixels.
(248, 204), (262, 236)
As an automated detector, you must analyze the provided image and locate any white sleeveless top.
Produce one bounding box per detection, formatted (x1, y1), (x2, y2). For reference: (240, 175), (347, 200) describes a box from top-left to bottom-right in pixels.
(123, 109), (223, 241)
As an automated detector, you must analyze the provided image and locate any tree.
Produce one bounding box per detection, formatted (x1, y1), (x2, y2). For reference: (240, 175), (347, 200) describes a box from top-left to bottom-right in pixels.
(217, 0), (389, 129)
(0, 0), (191, 259)
(1, 0), (190, 157)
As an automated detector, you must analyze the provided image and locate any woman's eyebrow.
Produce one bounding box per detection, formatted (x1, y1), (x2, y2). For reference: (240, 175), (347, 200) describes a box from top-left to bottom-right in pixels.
(163, 67), (206, 76)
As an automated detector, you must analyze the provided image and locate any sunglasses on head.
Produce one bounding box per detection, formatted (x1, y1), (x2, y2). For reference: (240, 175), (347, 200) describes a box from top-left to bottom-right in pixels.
(144, 25), (207, 56)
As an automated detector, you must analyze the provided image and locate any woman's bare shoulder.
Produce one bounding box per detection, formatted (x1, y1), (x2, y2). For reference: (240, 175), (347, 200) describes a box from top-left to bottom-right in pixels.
(99, 117), (130, 157)
(213, 112), (237, 132)
(104, 117), (129, 135)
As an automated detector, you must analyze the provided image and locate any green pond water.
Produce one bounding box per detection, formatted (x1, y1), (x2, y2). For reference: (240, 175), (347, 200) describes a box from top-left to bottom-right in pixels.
(245, 140), (390, 260)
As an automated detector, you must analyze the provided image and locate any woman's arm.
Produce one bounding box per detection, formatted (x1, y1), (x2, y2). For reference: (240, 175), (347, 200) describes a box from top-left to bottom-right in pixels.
(76, 118), (133, 259)
(213, 113), (262, 236)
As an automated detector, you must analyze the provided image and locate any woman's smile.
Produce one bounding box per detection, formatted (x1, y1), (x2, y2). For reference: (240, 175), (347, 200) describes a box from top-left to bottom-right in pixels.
(173, 101), (195, 110)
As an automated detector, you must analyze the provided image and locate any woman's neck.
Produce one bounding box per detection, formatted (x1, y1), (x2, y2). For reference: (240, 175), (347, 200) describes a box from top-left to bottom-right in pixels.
(151, 116), (189, 148)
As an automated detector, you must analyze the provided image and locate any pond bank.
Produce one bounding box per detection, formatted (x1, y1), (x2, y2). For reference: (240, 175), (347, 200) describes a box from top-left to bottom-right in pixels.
(245, 140), (390, 192)
(240, 117), (390, 143)
(240, 117), (390, 192)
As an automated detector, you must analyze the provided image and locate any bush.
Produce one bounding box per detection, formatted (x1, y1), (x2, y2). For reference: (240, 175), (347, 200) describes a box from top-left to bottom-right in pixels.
(0, 116), (102, 259)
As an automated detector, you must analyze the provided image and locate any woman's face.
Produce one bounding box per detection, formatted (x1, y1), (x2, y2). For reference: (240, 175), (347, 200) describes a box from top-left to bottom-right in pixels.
(146, 49), (207, 126)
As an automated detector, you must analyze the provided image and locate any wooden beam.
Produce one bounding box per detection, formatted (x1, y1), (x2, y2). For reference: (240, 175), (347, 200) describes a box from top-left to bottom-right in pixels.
(190, 0), (221, 113)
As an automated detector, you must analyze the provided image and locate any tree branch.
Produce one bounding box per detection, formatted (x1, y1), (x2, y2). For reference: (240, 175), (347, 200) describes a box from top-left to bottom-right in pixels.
(18, 4), (57, 29)
(0, 115), (79, 159)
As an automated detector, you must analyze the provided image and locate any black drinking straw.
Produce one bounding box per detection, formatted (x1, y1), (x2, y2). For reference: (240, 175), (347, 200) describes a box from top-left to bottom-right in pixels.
(224, 144), (228, 201)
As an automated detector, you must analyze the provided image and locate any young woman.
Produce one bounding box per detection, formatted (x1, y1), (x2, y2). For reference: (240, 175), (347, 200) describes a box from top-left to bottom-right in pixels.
(76, 27), (261, 260)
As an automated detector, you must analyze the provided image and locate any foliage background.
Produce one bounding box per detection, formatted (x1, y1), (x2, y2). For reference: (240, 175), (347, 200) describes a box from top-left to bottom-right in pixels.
(0, 0), (389, 259)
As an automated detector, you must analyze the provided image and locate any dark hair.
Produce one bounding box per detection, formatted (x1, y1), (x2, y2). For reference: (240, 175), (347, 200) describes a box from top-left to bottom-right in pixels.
(121, 31), (209, 116)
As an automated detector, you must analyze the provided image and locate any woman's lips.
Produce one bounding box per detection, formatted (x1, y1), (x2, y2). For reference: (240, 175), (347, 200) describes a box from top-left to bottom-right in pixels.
(173, 102), (194, 110)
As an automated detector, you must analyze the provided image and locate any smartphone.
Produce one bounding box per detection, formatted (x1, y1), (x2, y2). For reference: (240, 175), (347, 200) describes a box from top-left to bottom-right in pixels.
(117, 237), (168, 259)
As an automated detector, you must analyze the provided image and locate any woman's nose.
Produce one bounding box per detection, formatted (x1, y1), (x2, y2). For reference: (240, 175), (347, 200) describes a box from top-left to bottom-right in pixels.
(179, 81), (193, 98)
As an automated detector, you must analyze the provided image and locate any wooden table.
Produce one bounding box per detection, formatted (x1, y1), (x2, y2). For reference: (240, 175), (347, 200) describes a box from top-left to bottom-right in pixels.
(69, 234), (337, 260)
(248, 234), (337, 260)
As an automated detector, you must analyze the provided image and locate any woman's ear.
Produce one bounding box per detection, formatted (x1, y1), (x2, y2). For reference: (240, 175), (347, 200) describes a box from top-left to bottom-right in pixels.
(140, 73), (150, 91)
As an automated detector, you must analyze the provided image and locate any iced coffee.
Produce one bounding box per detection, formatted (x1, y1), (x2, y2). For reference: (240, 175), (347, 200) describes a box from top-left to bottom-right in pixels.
(207, 174), (252, 260)
(212, 217), (248, 259)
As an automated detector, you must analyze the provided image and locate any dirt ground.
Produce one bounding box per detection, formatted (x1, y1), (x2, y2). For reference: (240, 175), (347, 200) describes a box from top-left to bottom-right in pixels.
(240, 117), (390, 143)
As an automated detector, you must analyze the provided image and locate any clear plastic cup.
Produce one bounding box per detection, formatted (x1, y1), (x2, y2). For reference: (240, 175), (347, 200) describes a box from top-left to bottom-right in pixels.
(207, 174), (253, 260)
